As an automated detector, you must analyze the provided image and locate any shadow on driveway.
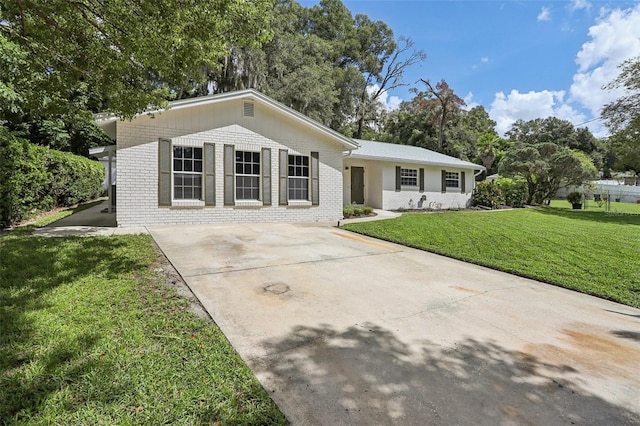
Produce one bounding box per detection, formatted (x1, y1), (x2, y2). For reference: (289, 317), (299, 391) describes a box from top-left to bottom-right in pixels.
(255, 323), (639, 425)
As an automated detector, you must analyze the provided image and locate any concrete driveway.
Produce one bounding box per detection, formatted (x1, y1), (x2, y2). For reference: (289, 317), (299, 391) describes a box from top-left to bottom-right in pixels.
(149, 222), (640, 425)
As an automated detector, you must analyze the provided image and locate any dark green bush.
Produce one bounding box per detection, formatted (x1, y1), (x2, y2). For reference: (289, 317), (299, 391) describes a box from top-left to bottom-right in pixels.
(496, 177), (528, 208)
(472, 180), (503, 209)
(0, 128), (104, 225)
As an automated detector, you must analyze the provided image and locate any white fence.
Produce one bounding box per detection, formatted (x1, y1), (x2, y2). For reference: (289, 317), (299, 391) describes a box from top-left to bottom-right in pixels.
(558, 181), (640, 203)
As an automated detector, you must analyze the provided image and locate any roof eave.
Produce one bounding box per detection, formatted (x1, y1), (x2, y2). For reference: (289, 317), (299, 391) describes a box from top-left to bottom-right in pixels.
(347, 153), (485, 170)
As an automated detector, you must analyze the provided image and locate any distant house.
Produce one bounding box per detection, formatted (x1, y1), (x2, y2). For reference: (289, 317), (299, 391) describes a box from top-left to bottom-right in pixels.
(343, 140), (484, 210)
(96, 90), (484, 226)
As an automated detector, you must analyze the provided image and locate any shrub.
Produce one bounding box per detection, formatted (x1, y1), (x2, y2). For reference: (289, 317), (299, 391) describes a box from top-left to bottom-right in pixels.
(0, 128), (104, 225)
(343, 205), (355, 218)
(363, 206), (373, 215)
(472, 180), (503, 209)
(496, 177), (528, 208)
(353, 206), (364, 216)
(567, 191), (583, 205)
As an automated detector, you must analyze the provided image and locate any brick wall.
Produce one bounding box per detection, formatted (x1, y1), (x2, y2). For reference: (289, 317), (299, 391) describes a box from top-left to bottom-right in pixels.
(116, 121), (345, 227)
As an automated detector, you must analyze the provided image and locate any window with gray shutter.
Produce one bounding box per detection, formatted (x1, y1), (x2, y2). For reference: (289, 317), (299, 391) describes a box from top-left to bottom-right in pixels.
(419, 168), (425, 192)
(262, 148), (271, 205)
(158, 138), (172, 206)
(311, 152), (319, 205)
(461, 171), (466, 193)
(395, 166), (401, 192)
(204, 143), (215, 206)
(224, 144), (234, 205)
(441, 170), (446, 193)
(279, 149), (288, 205)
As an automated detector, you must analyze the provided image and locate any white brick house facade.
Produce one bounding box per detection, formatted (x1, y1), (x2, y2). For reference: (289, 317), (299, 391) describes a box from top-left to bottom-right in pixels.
(99, 90), (356, 227)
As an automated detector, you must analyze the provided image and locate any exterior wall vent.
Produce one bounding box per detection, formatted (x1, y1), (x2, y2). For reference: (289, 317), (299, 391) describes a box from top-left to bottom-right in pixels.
(243, 102), (255, 118)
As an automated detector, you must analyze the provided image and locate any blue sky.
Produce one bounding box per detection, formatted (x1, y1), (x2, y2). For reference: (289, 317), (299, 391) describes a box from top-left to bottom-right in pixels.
(301, 0), (640, 136)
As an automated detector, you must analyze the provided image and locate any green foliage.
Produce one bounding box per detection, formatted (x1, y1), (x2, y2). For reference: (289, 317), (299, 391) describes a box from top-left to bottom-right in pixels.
(343, 205), (355, 218)
(0, 129), (52, 224)
(472, 181), (503, 209)
(496, 177), (528, 208)
(0, 128), (104, 225)
(499, 142), (598, 204)
(0, 234), (286, 423)
(0, 0), (275, 120)
(343, 204), (374, 218)
(344, 209), (640, 308)
(566, 191), (583, 205)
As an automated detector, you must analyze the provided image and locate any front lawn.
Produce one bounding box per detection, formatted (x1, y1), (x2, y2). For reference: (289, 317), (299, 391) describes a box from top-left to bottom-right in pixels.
(343, 207), (640, 308)
(0, 232), (286, 425)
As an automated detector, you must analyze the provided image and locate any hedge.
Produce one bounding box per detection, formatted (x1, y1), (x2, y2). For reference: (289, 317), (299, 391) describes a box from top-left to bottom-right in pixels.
(0, 129), (104, 225)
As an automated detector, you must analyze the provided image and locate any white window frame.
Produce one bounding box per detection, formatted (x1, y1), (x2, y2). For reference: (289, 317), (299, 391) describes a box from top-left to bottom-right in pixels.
(172, 146), (203, 200)
(401, 168), (418, 187)
(445, 171), (460, 189)
(235, 150), (261, 201)
(288, 155), (309, 201)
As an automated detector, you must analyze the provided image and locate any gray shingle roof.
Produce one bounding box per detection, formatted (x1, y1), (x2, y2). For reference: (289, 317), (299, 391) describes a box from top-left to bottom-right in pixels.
(348, 139), (485, 170)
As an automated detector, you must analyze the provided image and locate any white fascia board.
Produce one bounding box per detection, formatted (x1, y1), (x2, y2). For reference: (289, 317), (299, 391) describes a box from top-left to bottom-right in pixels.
(348, 153), (485, 171)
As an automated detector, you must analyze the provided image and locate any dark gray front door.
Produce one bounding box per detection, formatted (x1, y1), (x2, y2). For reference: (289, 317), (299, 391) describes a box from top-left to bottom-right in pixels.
(351, 167), (364, 204)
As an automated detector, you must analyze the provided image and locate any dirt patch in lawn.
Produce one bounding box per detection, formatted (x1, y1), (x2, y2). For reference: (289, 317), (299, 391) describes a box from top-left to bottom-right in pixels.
(151, 239), (212, 321)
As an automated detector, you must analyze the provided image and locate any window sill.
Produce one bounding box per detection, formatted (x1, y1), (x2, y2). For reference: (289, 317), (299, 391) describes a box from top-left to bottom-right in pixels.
(234, 200), (263, 208)
(287, 200), (312, 207)
(170, 200), (205, 208)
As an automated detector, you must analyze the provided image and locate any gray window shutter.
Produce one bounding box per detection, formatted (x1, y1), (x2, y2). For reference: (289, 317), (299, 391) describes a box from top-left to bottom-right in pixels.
(204, 143), (215, 206)
(311, 152), (319, 205)
(395, 166), (401, 191)
(279, 149), (288, 205)
(419, 168), (425, 192)
(441, 170), (446, 193)
(158, 138), (172, 206)
(461, 171), (466, 193)
(224, 144), (234, 206)
(262, 148), (271, 205)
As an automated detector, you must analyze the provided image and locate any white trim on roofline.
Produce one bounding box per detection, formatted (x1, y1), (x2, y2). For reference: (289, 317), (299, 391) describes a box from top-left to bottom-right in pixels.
(348, 153), (484, 170)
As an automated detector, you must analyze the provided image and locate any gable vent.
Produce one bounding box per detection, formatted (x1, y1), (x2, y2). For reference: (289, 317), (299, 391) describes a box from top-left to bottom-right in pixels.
(243, 102), (255, 117)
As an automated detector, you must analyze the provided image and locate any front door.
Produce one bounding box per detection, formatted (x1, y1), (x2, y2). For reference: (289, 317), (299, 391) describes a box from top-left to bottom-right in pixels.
(351, 166), (365, 204)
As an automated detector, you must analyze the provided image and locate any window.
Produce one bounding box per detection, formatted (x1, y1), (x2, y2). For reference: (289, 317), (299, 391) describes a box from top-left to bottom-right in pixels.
(401, 168), (418, 186)
(235, 151), (260, 200)
(288, 155), (309, 200)
(445, 171), (460, 188)
(173, 146), (202, 199)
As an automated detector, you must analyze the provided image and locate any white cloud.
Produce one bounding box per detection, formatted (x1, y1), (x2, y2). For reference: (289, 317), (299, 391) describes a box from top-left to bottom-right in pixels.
(462, 92), (480, 110)
(538, 6), (551, 22)
(480, 56), (489, 63)
(368, 84), (402, 111)
(489, 4), (640, 138)
(571, 0), (591, 12)
(489, 89), (586, 135)
(570, 5), (640, 116)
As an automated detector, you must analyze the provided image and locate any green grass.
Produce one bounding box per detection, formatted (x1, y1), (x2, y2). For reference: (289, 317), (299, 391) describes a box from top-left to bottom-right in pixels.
(0, 232), (286, 425)
(343, 207), (640, 308)
(549, 198), (640, 214)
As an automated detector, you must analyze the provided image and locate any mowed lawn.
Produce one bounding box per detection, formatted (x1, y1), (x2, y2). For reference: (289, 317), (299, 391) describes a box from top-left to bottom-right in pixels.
(0, 231), (286, 425)
(343, 205), (640, 308)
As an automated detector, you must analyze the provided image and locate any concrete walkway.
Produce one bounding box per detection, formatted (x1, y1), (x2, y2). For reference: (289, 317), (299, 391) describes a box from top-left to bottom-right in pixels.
(32, 201), (147, 237)
(149, 222), (640, 425)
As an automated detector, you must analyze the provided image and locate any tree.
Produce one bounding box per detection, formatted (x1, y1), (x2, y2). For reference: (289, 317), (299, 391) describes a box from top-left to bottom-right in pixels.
(353, 36), (425, 139)
(0, 0), (275, 120)
(499, 143), (597, 204)
(419, 79), (466, 151)
(602, 57), (640, 174)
